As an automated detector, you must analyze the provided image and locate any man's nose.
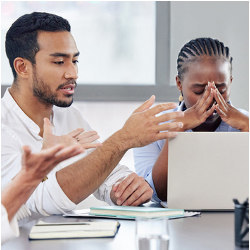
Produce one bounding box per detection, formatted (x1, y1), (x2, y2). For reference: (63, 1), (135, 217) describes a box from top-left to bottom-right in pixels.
(64, 64), (78, 79)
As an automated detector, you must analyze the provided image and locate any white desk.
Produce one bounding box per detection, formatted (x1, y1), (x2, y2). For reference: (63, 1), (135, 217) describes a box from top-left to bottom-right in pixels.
(2, 212), (246, 250)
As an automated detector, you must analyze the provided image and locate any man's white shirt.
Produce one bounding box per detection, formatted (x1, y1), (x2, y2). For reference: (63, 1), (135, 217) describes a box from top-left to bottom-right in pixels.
(1, 89), (132, 218)
(1, 204), (19, 244)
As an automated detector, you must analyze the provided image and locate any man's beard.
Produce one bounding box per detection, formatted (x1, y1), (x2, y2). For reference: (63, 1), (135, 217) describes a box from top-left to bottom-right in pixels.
(32, 69), (74, 108)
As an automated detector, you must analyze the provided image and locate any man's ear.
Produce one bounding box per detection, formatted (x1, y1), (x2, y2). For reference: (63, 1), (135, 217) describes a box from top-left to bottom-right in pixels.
(176, 75), (182, 91)
(230, 76), (233, 84)
(13, 57), (32, 79)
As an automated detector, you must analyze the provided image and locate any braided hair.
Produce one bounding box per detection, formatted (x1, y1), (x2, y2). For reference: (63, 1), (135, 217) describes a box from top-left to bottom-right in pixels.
(177, 38), (233, 81)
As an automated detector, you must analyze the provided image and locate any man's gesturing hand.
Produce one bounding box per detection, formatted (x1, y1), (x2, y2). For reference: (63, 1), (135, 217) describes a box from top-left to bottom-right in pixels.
(120, 95), (184, 148)
(21, 144), (83, 182)
(42, 118), (101, 150)
(110, 173), (153, 206)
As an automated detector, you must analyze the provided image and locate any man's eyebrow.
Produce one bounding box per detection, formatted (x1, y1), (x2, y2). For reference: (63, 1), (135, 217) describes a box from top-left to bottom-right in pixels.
(49, 52), (80, 58)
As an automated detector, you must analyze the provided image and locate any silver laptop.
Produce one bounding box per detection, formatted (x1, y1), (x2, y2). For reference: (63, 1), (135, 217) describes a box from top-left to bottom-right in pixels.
(167, 132), (249, 211)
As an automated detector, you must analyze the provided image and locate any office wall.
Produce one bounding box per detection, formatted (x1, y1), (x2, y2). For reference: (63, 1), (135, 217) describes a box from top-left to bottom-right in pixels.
(74, 1), (249, 171)
(169, 1), (249, 110)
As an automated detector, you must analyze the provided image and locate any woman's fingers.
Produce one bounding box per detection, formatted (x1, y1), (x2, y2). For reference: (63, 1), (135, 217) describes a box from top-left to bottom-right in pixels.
(204, 103), (216, 119)
(215, 104), (227, 118)
(197, 84), (214, 114)
(214, 88), (228, 113)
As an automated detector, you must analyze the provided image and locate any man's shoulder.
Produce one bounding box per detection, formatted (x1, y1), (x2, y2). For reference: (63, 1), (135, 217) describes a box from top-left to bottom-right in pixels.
(1, 89), (17, 124)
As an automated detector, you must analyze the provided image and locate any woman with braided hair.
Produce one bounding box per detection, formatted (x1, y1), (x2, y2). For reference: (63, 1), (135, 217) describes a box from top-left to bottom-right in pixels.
(134, 37), (249, 203)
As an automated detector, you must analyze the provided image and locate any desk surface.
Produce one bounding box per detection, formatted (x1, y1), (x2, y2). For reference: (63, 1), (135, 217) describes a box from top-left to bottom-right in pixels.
(2, 212), (244, 250)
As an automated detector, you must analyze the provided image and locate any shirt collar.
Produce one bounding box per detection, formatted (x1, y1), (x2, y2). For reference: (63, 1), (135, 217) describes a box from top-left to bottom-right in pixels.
(3, 88), (42, 139)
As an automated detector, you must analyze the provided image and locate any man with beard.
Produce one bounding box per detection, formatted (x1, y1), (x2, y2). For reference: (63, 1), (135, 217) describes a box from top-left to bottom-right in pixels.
(2, 12), (184, 218)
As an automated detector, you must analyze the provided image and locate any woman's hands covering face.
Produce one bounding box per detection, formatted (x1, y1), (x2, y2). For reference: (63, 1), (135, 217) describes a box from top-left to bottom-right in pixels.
(214, 87), (249, 131)
(178, 82), (216, 130)
(178, 82), (249, 131)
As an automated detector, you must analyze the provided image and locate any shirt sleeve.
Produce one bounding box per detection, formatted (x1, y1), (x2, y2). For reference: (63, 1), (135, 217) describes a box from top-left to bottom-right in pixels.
(1, 126), (77, 216)
(133, 140), (165, 203)
(1, 204), (19, 244)
(93, 164), (133, 205)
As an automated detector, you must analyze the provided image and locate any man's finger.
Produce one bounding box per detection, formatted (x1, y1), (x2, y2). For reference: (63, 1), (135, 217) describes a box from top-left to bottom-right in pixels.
(22, 145), (31, 156)
(157, 121), (183, 132)
(112, 176), (126, 194)
(116, 176), (144, 205)
(21, 145), (31, 166)
(112, 182), (120, 193)
(147, 103), (178, 117)
(69, 128), (84, 138)
(81, 131), (98, 138)
(122, 184), (147, 206)
(114, 174), (135, 200)
(156, 131), (178, 141)
(130, 190), (152, 206)
(133, 95), (155, 113)
(40, 144), (65, 160)
(155, 111), (184, 124)
(54, 145), (84, 164)
(79, 134), (100, 144)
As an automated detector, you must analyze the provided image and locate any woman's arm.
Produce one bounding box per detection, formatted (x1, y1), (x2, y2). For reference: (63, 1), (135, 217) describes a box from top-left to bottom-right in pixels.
(151, 140), (169, 201)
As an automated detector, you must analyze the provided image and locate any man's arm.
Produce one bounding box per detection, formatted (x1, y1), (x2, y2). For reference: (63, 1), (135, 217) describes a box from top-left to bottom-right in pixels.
(1, 144), (82, 221)
(52, 96), (184, 204)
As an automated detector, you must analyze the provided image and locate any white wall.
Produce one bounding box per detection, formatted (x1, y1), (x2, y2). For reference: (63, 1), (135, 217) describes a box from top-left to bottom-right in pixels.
(75, 1), (249, 173)
(74, 101), (141, 171)
(169, 1), (249, 110)
(75, 1), (249, 174)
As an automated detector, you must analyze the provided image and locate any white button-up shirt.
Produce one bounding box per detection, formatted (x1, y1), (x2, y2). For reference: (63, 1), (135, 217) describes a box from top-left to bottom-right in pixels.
(1, 89), (132, 218)
(1, 204), (19, 244)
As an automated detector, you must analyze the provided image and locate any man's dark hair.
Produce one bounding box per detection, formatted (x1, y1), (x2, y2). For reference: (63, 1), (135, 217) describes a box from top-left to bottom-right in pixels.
(5, 12), (71, 79)
(177, 37), (233, 80)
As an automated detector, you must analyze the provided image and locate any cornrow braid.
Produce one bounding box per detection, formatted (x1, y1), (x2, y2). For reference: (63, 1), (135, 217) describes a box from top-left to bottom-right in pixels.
(177, 37), (233, 80)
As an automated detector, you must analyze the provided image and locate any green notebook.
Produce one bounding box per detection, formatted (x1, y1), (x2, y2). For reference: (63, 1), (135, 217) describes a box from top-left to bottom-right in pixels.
(29, 220), (120, 240)
(89, 206), (184, 219)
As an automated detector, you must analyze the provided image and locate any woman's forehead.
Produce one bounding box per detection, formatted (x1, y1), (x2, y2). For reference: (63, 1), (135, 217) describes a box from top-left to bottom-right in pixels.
(186, 57), (230, 73)
(183, 58), (231, 83)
